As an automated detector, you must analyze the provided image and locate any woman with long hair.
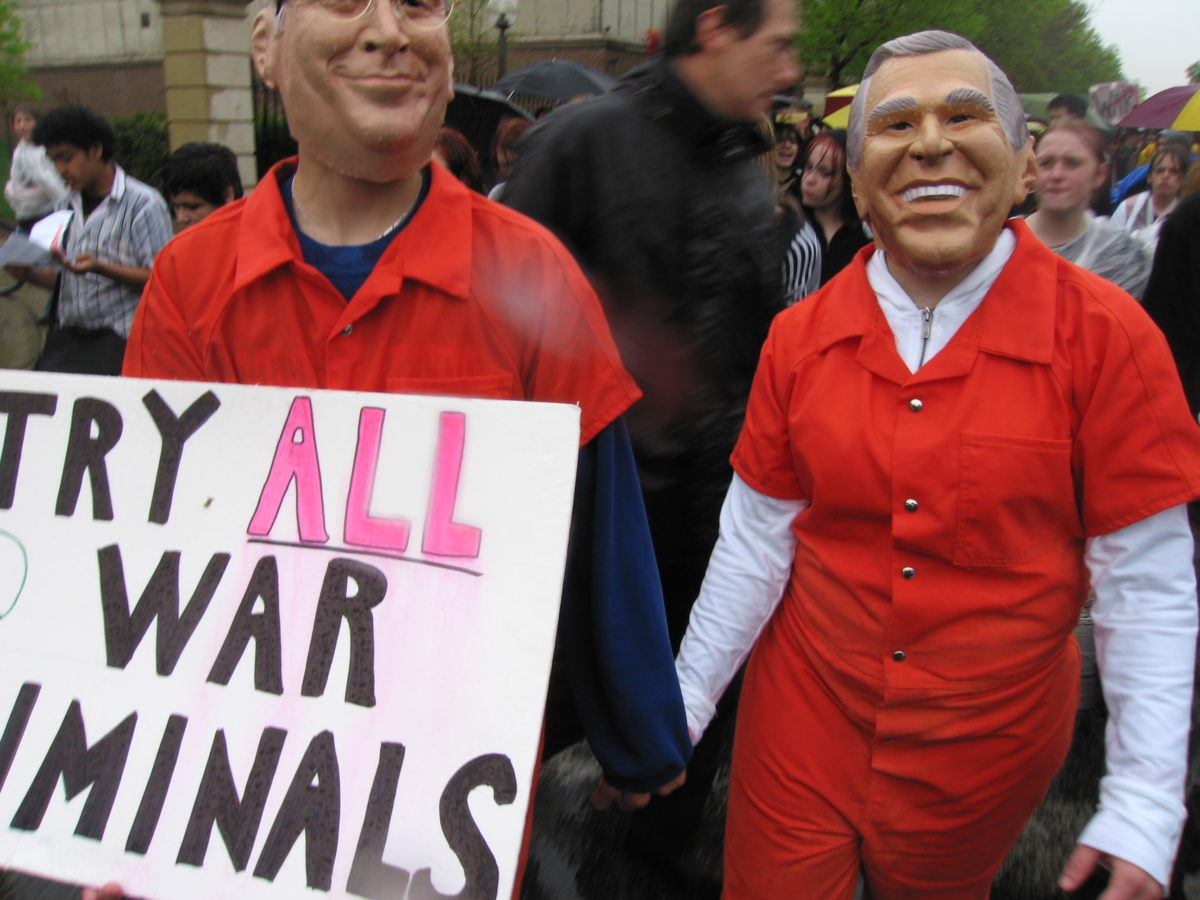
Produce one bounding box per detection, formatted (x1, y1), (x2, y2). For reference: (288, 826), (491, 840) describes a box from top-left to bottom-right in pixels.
(1110, 144), (1188, 254)
(1025, 120), (1150, 299)
(799, 131), (869, 285)
(760, 119), (821, 305)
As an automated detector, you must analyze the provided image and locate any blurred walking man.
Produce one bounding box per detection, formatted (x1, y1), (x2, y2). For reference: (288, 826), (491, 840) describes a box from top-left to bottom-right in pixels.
(504, 0), (799, 876)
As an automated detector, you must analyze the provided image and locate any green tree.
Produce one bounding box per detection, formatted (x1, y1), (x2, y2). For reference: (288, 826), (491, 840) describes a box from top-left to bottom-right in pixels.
(450, 0), (498, 87)
(0, 0), (39, 105)
(113, 111), (168, 192)
(796, 0), (1122, 92)
(796, 0), (982, 89)
(1188, 60), (1200, 85)
(971, 0), (1122, 91)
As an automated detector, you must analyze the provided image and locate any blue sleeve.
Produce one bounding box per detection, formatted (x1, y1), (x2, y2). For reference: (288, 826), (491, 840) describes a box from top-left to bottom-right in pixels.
(560, 417), (692, 793)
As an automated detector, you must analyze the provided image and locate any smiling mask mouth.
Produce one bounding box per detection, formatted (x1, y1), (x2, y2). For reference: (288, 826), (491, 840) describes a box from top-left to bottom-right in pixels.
(902, 184), (966, 203)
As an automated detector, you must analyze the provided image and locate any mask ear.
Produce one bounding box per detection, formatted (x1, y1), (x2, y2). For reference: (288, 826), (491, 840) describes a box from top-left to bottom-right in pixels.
(848, 168), (870, 223)
(1011, 136), (1036, 207)
(251, 8), (278, 89)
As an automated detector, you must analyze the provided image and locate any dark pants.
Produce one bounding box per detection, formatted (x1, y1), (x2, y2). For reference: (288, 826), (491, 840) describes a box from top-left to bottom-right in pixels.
(35, 326), (126, 376)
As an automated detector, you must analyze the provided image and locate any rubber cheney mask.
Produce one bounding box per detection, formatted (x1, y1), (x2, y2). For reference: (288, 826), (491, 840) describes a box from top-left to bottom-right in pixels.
(846, 32), (1035, 282)
(251, 0), (455, 183)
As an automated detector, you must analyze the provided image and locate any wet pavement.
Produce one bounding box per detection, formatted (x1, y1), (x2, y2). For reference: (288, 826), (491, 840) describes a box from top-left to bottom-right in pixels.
(523, 706), (1198, 900)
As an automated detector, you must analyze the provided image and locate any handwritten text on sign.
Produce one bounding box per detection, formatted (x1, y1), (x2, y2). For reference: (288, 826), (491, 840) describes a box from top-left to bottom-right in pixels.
(0, 371), (580, 899)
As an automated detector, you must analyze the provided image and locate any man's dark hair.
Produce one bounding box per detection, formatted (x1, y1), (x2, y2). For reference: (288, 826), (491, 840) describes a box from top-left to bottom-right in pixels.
(662, 0), (766, 58)
(163, 142), (244, 206)
(31, 104), (116, 160)
(1047, 93), (1087, 119)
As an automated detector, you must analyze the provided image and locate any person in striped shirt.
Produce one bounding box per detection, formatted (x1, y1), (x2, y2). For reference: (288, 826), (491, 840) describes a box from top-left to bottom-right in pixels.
(8, 104), (172, 375)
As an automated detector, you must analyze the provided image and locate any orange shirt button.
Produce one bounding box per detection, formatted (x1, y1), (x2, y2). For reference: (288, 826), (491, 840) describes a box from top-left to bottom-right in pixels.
(901, 566), (916, 579)
(908, 398), (923, 412)
(892, 650), (906, 662)
(904, 499), (919, 512)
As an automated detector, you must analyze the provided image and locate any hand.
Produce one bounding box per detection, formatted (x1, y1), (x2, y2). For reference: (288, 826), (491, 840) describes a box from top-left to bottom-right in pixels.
(80, 883), (127, 900)
(589, 769), (687, 812)
(61, 252), (100, 275)
(4, 264), (31, 281)
(1059, 844), (1163, 900)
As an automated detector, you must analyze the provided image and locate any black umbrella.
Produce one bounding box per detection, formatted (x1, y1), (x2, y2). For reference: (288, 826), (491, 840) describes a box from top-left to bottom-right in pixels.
(492, 60), (618, 102)
(445, 83), (533, 159)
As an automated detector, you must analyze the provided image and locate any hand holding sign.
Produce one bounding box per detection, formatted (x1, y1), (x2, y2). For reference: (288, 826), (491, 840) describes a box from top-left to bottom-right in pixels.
(81, 883), (131, 900)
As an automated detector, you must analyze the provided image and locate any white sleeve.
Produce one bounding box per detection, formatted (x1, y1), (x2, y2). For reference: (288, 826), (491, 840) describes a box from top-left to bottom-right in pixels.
(675, 474), (805, 739)
(1076, 503), (1198, 888)
(1109, 197), (1132, 231)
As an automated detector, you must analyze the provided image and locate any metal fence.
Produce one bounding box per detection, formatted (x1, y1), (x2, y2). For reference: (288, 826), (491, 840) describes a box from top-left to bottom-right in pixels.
(252, 75), (297, 179)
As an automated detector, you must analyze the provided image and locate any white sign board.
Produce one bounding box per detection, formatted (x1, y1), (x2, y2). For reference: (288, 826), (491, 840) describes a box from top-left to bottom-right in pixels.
(0, 370), (580, 899)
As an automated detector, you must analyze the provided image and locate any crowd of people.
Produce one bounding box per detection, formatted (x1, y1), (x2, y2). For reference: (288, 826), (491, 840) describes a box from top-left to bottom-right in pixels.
(2, 1), (1200, 898)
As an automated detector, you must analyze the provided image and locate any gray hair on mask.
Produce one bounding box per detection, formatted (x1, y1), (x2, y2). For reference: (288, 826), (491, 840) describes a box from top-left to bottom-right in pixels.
(846, 30), (1028, 170)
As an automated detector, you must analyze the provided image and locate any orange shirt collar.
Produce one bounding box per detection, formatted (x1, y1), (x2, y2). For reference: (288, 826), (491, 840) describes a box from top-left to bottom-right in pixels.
(232, 157), (473, 303)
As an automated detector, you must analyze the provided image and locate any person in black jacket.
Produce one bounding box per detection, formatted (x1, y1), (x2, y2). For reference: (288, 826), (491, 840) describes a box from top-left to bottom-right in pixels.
(503, 0), (799, 881)
(1143, 186), (1200, 418)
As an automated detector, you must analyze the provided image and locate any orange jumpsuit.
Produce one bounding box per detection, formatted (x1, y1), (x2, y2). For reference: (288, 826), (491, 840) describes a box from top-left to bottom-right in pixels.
(726, 221), (1200, 898)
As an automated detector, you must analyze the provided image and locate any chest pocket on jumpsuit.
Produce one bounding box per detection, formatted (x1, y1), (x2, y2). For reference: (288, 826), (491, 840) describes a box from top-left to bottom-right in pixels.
(953, 432), (1079, 566)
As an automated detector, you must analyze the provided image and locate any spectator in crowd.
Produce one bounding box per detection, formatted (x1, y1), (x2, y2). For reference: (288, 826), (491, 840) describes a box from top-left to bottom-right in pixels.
(1113, 129), (1141, 182)
(108, 0), (688, 888)
(503, 0), (798, 880)
(675, 29), (1200, 900)
(1042, 95), (1114, 219)
(3, 104), (67, 231)
(162, 141), (243, 229)
(1138, 129), (1161, 166)
(1111, 144), (1188, 256)
(1144, 178), (1200, 419)
(1183, 156), (1200, 199)
(486, 116), (531, 200)
(768, 120), (821, 305)
(1047, 92), (1087, 125)
(1025, 120), (1150, 298)
(5, 104), (171, 375)
(799, 129), (869, 285)
(433, 126), (485, 192)
(771, 120), (801, 199)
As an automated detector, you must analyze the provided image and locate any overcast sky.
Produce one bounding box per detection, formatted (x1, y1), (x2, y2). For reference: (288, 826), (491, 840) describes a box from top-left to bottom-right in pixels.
(1087, 0), (1199, 97)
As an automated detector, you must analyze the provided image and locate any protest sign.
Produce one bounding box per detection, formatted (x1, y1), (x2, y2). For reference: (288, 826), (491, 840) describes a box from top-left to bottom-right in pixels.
(1089, 82), (1140, 127)
(0, 370), (580, 899)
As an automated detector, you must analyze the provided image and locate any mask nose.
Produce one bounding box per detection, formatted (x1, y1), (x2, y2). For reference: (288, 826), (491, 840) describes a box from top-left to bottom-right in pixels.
(911, 113), (951, 161)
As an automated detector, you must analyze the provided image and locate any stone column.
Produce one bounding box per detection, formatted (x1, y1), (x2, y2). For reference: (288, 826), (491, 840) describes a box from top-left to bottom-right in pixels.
(158, 0), (257, 189)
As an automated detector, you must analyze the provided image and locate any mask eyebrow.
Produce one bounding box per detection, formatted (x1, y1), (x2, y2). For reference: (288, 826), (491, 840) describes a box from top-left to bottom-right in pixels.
(868, 96), (918, 122)
(944, 87), (994, 112)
